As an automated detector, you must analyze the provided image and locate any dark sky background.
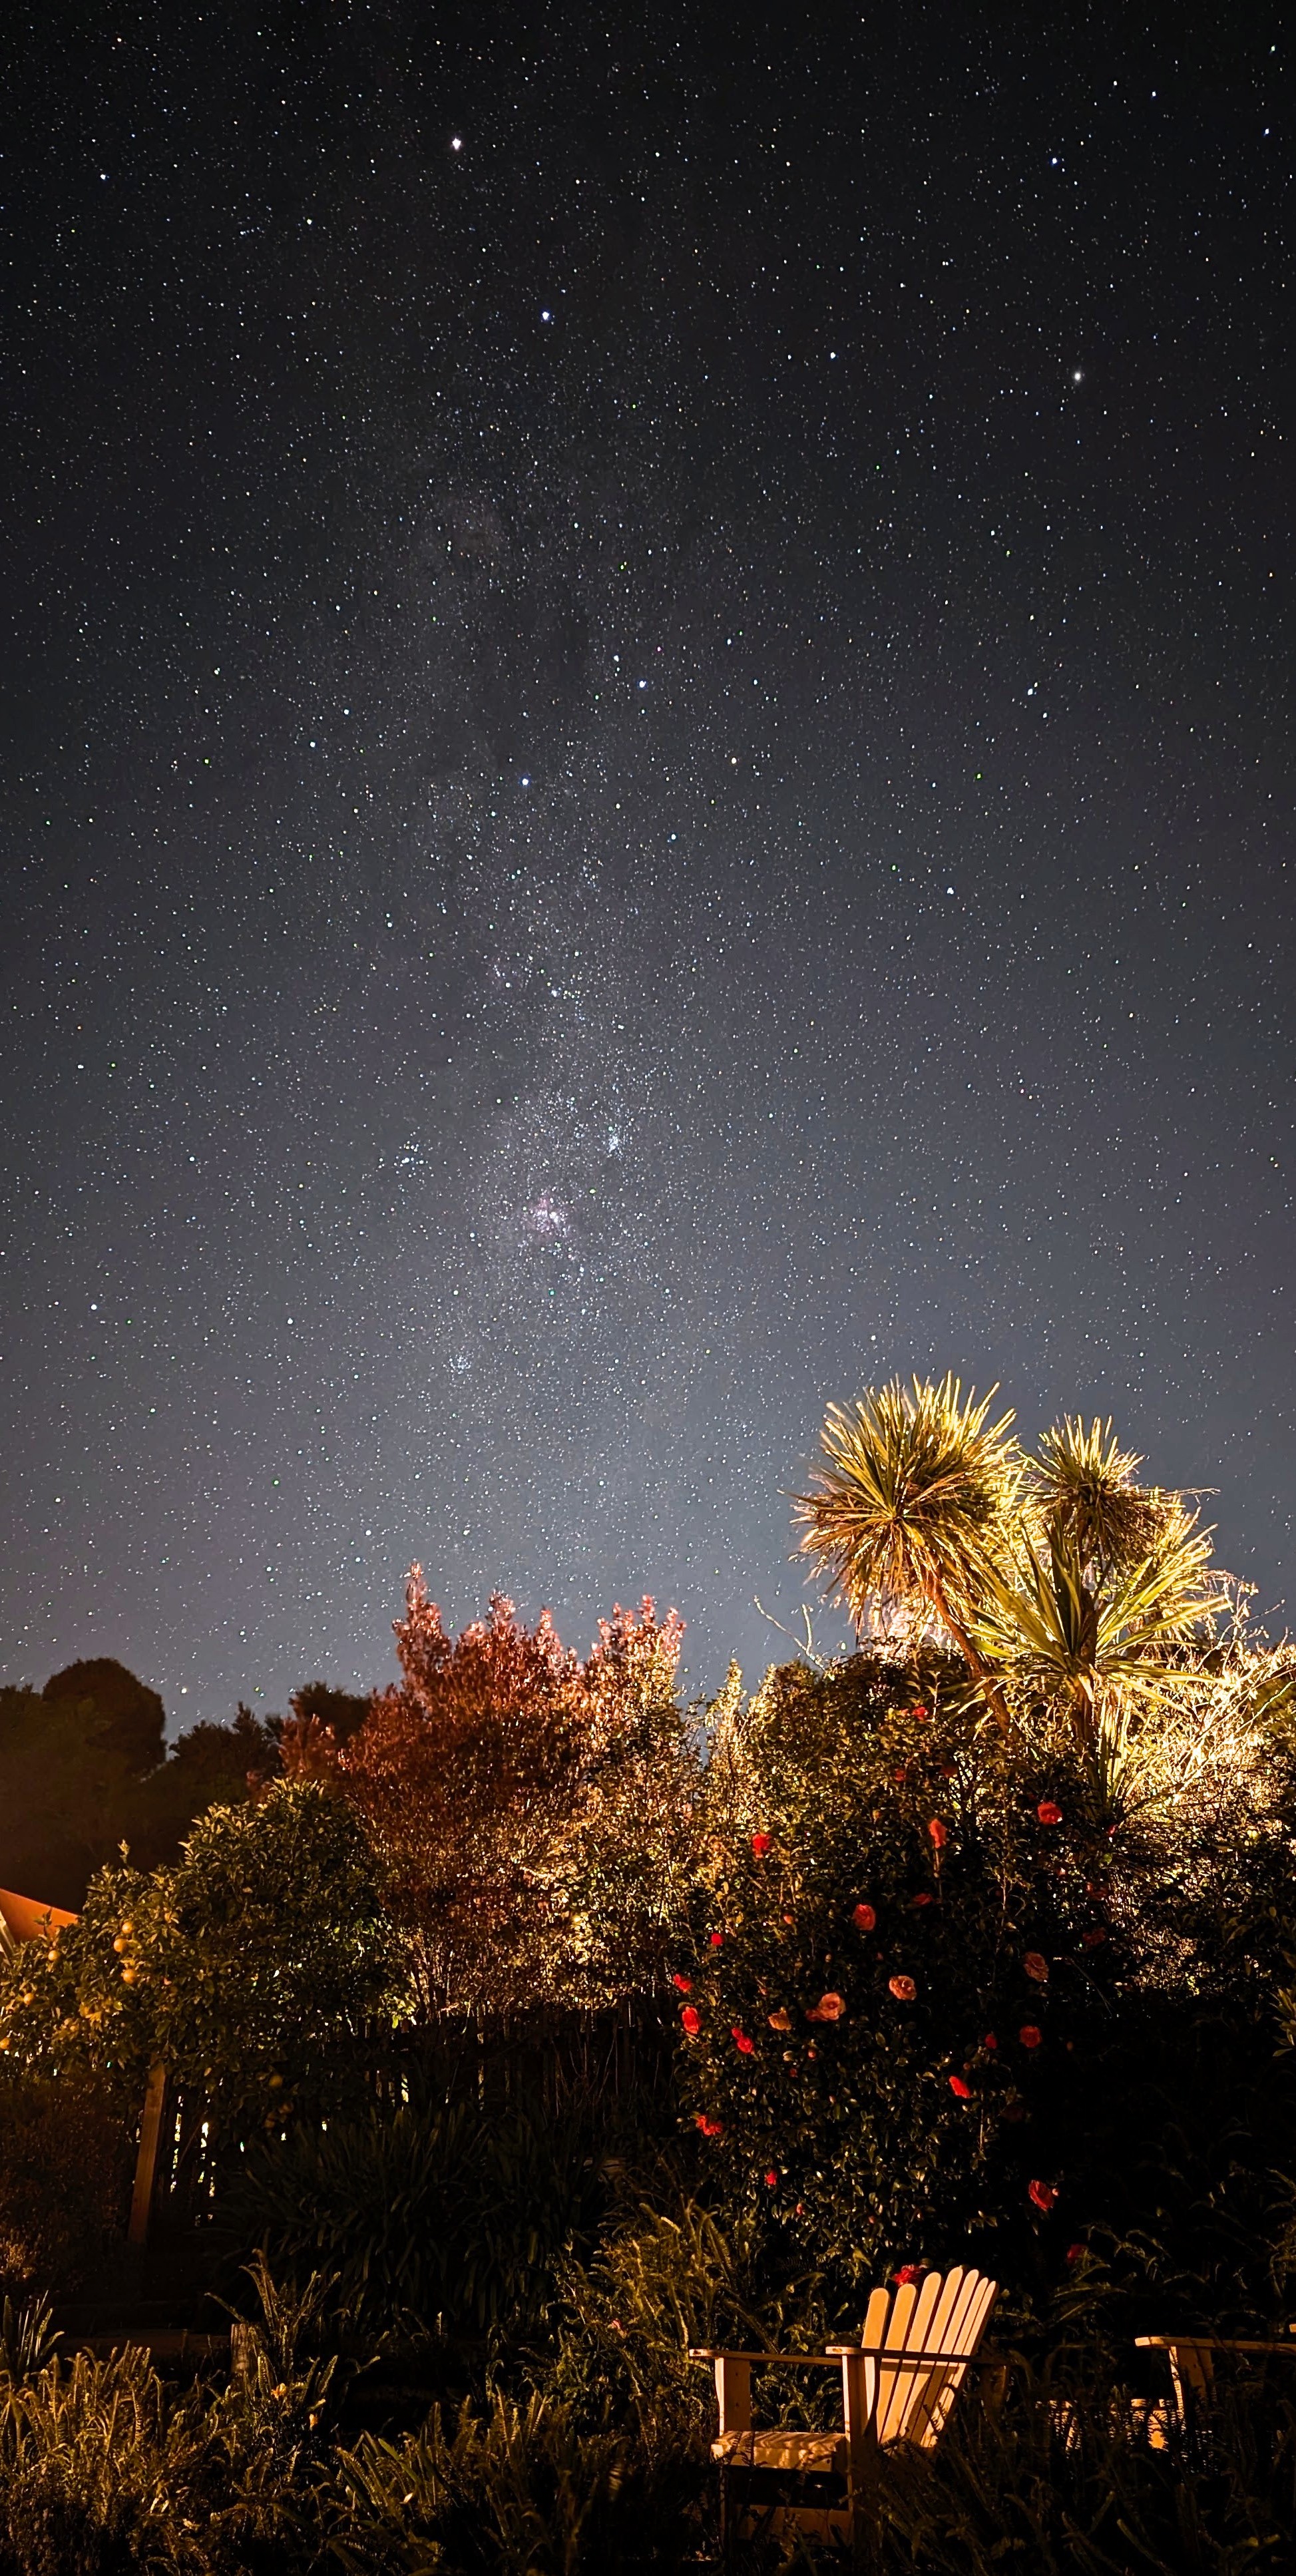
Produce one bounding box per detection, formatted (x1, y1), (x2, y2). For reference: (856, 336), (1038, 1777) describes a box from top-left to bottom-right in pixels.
(1, 1), (1291, 1724)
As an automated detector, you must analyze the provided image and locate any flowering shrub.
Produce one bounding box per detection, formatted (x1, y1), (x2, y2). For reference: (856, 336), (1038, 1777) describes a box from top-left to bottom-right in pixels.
(676, 1648), (1270, 2291)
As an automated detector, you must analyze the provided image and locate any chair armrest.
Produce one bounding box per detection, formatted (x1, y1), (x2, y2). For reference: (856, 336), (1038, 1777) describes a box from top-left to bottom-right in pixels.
(825, 2345), (1002, 2370)
(688, 2348), (841, 2366)
(1137, 2336), (1296, 2356)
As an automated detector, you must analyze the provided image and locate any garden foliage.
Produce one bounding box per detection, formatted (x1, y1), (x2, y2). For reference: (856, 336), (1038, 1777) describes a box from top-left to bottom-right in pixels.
(293, 1576), (699, 2015)
(1, 1381), (1295, 2564)
(0, 1784), (400, 2141)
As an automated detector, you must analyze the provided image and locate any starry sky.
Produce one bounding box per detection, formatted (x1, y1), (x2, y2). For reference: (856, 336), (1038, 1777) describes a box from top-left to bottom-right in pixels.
(1, 1), (1291, 1721)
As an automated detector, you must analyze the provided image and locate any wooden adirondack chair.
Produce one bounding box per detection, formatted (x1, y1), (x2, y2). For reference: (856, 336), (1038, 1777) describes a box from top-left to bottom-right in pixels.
(1135, 2332), (1296, 2444)
(692, 2263), (998, 2565)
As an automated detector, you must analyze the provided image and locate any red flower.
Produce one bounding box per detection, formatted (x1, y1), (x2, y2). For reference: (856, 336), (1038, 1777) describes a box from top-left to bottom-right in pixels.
(806, 1992), (845, 2023)
(949, 2075), (972, 2099)
(893, 2262), (924, 2285)
(852, 1902), (877, 1932)
(1065, 2242), (1085, 2266)
(680, 2006), (701, 2036)
(889, 1974), (917, 2002)
(732, 2027), (754, 2054)
(1020, 2024), (1042, 2049)
(893, 1766), (909, 1783)
(911, 1705), (929, 1720)
(911, 1891), (934, 1907)
(1037, 1800), (1063, 1826)
(751, 1832), (772, 1857)
(928, 1817), (949, 1848)
(696, 2113), (724, 2138)
(1028, 2179), (1058, 2215)
(763, 2169), (779, 2188)
(1082, 1928), (1106, 1949)
(984, 2032), (998, 2049)
(1023, 1951), (1049, 1982)
(710, 1931), (724, 1948)
(672, 1972), (693, 1993)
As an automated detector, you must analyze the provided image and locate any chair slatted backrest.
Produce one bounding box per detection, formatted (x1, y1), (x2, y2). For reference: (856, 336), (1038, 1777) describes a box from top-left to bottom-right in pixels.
(915, 2271), (998, 2448)
(869, 2267), (998, 2449)
(875, 2268), (947, 2442)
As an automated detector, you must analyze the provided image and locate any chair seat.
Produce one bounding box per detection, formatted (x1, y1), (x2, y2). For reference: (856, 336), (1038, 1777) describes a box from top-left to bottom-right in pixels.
(713, 2427), (849, 2474)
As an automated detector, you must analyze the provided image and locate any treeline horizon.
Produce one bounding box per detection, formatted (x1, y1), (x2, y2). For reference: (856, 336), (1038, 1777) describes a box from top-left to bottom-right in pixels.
(0, 1658), (372, 1910)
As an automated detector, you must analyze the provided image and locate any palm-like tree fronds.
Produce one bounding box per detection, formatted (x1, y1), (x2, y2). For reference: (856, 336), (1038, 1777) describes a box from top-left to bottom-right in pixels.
(972, 1515), (1223, 1753)
(793, 1376), (1020, 1726)
(1028, 1416), (1178, 1574)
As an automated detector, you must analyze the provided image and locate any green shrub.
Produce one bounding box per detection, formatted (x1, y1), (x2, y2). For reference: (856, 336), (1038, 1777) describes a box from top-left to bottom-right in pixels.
(548, 2195), (795, 2463)
(0, 2073), (132, 2302)
(0, 2344), (212, 2576)
(332, 2389), (688, 2574)
(209, 2258), (349, 2573)
(226, 2090), (614, 2342)
(0, 1785), (402, 2144)
(881, 2354), (1296, 2573)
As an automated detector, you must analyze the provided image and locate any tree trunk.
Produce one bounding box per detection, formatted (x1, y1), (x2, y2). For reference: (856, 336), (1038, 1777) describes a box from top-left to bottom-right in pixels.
(928, 1578), (1013, 1737)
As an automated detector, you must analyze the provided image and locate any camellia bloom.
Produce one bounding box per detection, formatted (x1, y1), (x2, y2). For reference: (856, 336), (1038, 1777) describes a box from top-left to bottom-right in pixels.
(928, 1817), (949, 1848)
(1066, 2243), (1085, 2265)
(1037, 1800), (1063, 1826)
(911, 1705), (929, 1721)
(889, 1974), (917, 2002)
(1028, 2179), (1058, 2215)
(696, 2113), (724, 2138)
(751, 1831), (772, 1857)
(852, 1902), (877, 1932)
(672, 1972), (692, 1993)
(1020, 2024), (1042, 2049)
(763, 2170), (779, 2187)
(807, 1991), (845, 2023)
(680, 2005), (701, 2036)
(710, 1930), (724, 1948)
(732, 2026), (755, 2054)
(1024, 1951), (1049, 1982)
(767, 2008), (793, 2032)
(984, 2032), (998, 2049)
(893, 2262), (924, 2285)
(949, 2075), (972, 2099)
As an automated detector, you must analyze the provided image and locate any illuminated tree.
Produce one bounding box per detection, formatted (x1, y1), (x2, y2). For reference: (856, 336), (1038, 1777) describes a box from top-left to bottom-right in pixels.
(307, 1572), (696, 2016)
(0, 1783), (398, 2141)
(795, 1381), (1229, 1772)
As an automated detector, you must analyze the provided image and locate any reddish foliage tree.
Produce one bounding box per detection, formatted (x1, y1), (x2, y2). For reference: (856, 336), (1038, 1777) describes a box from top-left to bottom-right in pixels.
(292, 1570), (695, 2016)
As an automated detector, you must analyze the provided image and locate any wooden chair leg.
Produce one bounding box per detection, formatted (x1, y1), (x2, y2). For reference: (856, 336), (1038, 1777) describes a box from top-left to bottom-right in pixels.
(854, 2438), (882, 2575)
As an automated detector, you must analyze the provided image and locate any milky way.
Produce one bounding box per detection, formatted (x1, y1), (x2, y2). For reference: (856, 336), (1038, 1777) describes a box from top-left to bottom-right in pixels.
(0, 5), (1291, 1716)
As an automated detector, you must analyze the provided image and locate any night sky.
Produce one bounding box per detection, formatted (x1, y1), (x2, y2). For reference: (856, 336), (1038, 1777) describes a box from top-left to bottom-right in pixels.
(1, 2), (1291, 1721)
